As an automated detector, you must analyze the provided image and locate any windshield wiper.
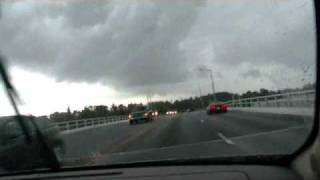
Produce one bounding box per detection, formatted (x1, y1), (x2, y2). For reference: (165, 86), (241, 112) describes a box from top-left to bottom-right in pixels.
(0, 56), (31, 142)
(0, 55), (61, 170)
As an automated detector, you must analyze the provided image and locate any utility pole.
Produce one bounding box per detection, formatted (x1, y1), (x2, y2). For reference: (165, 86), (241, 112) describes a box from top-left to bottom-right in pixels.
(198, 84), (204, 108)
(146, 94), (151, 110)
(209, 70), (216, 102)
(199, 67), (216, 102)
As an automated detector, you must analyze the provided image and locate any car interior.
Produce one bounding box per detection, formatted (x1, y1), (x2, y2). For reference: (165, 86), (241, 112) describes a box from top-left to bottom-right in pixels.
(0, 0), (319, 180)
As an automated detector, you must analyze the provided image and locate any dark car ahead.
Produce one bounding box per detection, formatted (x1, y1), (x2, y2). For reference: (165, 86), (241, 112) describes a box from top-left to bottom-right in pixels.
(128, 110), (154, 125)
(0, 115), (65, 171)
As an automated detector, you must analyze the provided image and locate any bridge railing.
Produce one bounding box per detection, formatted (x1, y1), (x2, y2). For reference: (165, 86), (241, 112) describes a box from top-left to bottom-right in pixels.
(55, 115), (128, 131)
(224, 89), (315, 108)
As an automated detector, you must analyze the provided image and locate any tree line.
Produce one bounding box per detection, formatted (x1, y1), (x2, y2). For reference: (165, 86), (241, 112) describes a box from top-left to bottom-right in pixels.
(49, 83), (315, 122)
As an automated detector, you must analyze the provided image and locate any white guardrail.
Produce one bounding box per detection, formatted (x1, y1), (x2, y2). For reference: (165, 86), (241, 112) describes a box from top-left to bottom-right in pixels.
(55, 90), (315, 132)
(55, 115), (128, 132)
(224, 89), (315, 108)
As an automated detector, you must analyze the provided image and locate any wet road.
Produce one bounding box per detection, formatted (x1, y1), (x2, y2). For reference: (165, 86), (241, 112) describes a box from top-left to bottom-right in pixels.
(61, 110), (312, 166)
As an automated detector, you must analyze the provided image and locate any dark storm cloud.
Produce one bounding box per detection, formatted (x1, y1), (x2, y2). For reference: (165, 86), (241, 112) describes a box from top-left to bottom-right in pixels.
(241, 69), (262, 79)
(0, 0), (316, 95)
(63, 0), (111, 28)
(178, 0), (316, 91)
(0, 0), (205, 92)
(183, 0), (315, 68)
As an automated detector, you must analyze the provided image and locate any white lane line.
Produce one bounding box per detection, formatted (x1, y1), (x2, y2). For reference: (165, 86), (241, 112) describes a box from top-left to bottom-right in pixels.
(200, 119), (205, 123)
(109, 125), (308, 156)
(217, 132), (235, 145)
(230, 124), (312, 140)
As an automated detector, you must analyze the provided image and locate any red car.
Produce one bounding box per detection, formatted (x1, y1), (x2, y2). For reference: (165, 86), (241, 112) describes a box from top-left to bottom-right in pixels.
(207, 103), (228, 114)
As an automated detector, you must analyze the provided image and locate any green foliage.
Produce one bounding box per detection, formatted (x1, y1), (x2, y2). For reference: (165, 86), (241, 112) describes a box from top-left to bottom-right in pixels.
(49, 83), (315, 122)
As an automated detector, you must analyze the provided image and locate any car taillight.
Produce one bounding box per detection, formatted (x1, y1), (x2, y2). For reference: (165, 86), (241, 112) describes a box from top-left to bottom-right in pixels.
(144, 113), (148, 117)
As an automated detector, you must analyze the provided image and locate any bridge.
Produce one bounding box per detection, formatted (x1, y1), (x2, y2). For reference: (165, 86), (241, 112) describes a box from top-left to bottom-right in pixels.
(55, 90), (315, 166)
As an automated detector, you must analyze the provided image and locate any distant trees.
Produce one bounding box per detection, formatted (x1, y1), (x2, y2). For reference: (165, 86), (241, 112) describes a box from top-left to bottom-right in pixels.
(49, 103), (148, 122)
(50, 107), (75, 122)
(50, 112), (69, 122)
(118, 104), (127, 115)
(79, 107), (96, 119)
(95, 105), (109, 117)
(49, 83), (315, 122)
(67, 107), (71, 115)
(303, 83), (316, 90)
(110, 104), (118, 115)
(149, 101), (173, 114)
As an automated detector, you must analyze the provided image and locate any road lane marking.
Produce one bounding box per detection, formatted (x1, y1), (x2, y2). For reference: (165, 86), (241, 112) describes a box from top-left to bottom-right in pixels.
(200, 119), (204, 123)
(217, 132), (235, 145)
(230, 124), (312, 140)
(104, 125), (310, 157)
(100, 125), (155, 154)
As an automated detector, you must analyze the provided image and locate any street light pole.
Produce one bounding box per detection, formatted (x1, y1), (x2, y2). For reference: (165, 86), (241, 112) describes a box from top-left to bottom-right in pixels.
(197, 84), (204, 108)
(208, 70), (217, 102)
(199, 67), (216, 102)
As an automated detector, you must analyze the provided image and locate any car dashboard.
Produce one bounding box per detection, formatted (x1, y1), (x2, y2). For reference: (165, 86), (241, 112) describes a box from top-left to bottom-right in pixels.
(0, 165), (302, 180)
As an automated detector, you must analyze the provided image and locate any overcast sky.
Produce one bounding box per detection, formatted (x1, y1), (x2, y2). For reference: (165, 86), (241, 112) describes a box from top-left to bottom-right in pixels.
(0, 0), (316, 116)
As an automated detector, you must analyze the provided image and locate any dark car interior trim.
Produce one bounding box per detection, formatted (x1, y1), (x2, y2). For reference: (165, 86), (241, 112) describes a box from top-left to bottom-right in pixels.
(0, 0), (319, 179)
(289, 0), (320, 161)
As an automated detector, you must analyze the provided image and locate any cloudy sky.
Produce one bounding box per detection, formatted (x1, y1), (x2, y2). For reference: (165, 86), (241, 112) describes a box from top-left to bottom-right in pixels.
(0, 0), (316, 116)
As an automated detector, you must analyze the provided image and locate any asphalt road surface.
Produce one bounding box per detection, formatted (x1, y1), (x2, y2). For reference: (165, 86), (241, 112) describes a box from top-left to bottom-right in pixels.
(61, 110), (312, 167)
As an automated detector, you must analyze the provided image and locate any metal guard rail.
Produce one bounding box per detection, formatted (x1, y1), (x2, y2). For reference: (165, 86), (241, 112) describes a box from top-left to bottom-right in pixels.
(55, 115), (128, 131)
(224, 89), (315, 108)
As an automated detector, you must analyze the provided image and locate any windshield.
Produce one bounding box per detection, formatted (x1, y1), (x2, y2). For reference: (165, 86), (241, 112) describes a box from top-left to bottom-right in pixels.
(0, 0), (316, 173)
